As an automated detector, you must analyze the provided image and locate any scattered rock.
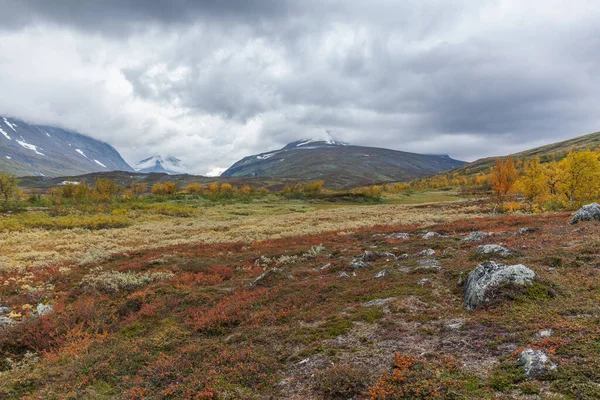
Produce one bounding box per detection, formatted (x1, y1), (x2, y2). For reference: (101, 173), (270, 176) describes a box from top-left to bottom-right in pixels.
(570, 203), (600, 224)
(318, 263), (331, 271)
(537, 329), (553, 338)
(418, 278), (432, 287)
(338, 272), (350, 278)
(363, 251), (396, 262)
(518, 348), (556, 379)
(374, 270), (388, 279)
(461, 231), (488, 243)
(0, 316), (14, 328)
(375, 232), (410, 239)
(442, 247), (456, 256)
(351, 260), (370, 269)
(422, 231), (445, 239)
(0, 306), (11, 314)
(397, 253), (409, 259)
(464, 261), (536, 310)
(445, 320), (464, 330)
(36, 304), (53, 316)
(418, 249), (436, 257)
(475, 244), (513, 257)
(248, 268), (283, 287)
(518, 227), (536, 235)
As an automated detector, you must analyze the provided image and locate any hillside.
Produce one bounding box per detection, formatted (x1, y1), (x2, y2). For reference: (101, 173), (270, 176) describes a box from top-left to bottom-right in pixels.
(222, 139), (465, 187)
(456, 130), (600, 175)
(0, 116), (133, 176)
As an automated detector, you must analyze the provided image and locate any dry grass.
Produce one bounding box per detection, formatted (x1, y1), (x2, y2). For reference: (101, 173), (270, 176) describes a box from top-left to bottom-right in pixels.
(0, 200), (482, 271)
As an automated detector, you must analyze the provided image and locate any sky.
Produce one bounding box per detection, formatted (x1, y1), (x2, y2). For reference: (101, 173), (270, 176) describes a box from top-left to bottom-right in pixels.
(1, 0), (599, 176)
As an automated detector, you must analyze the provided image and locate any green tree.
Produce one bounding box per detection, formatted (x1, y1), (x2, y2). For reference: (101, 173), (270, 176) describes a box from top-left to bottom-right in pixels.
(0, 171), (20, 209)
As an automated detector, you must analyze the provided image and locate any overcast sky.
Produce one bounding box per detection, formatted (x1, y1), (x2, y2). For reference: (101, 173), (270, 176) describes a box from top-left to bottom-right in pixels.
(1, 0), (599, 175)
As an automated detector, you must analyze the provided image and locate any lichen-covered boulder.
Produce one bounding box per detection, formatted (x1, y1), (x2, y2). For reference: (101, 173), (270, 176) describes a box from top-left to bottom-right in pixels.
(475, 244), (513, 257)
(464, 261), (535, 310)
(36, 303), (53, 316)
(417, 249), (436, 257)
(363, 251), (396, 262)
(518, 348), (556, 379)
(422, 232), (444, 239)
(461, 231), (488, 243)
(570, 203), (600, 224)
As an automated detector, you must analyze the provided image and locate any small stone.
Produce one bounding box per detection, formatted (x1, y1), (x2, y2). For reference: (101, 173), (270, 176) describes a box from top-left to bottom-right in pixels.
(0, 306), (11, 314)
(36, 304), (53, 316)
(374, 270), (388, 279)
(418, 278), (432, 286)
(518, 227), (536, 235)
(248, 268), (282, 287)
(537, 329), (553, 338)
(475, 244), (513, 257)
(446, 321), (464, 330)
(363, 297), (396, 307)
(351, 260), (370, 269)
(422, 232), (444, 239)
(0, 316), (14, 328)
(363, 251), (396, 262)
(397, 253), (409, 259)
(338, 272), (350, 278)
(417, 249), (436, 257)
(388, 232), (410, 240)
(319, 263), (331, 270)
(518, 348), (556, 379)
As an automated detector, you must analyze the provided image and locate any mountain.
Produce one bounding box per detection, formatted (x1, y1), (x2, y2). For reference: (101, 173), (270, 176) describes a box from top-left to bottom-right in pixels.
(221, 138), (466, 187)
(453, 130), (600, 176)
(135, 155), (184, 174)
(0, 116), (133, 176)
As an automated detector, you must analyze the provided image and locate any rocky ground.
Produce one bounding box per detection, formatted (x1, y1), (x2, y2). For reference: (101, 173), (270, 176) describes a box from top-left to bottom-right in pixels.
(0, 207), (599, 398)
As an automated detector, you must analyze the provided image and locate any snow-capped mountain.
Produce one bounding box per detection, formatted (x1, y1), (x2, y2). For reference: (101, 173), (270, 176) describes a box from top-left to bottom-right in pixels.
(0, 116), (133, 177)
(135, 155), (185, 175)
(221, 138), (466, 187)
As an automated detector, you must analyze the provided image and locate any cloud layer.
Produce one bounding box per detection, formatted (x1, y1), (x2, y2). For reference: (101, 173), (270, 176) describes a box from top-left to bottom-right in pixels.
(1, 0), (599, 174)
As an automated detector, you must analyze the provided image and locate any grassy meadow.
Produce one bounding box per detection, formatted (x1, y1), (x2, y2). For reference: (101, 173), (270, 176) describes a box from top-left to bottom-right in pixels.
(0, 181), (598, 399)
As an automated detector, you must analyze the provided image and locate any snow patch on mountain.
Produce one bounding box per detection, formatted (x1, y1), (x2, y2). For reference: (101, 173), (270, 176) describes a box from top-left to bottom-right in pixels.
(0, 127), (10, 140)
(76, 149), (88, 159)
(94, 160), (107, 168)
(16, 139), (44, 156)
(3, 118), (17, 132)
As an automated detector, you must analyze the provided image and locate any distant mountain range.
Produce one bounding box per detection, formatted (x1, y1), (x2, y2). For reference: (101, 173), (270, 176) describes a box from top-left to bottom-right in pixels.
(221, 138), (466, 187)
(0, 116), (133, 176)
(134, 155), (184, 175)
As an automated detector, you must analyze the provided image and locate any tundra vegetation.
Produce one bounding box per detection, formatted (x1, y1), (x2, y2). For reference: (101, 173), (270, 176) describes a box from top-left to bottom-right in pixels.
(0, 165), (599, 398)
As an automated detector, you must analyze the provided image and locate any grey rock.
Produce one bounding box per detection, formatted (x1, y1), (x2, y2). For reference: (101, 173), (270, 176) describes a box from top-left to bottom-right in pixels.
(412, 265), (443, 273)
(537, 329), (553, 338)
(464, 261), (536, 310)
(518, 227), (536, 235)
(570, 203), (600, 224)
(0, 306), (11, 314)
(442, 247), (456, 256)
(418, 278), (432, 286)
(248, 268), (282, 287)
(417, 249), (436, 257)
(422, 231), (445, 239)
(475, 244), (513, 257)
(0, 316), (14, 328)
(363, 251), (396, 262)
(374, 270), (388, 279)
(36, 304), (53, 316)
(417, 258), (440, 266)
(338, 272), (350, 278)
(351, 260), (370, 269)
(363, 297), (396, 307)
(388, 232), (410, 240)
(518, 348), (556, 379)
(398, 253), (409, 259)
(461, 231), (488, 243)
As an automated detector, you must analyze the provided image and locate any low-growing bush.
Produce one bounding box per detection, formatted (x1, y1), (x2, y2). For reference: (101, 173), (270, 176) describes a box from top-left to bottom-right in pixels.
(80, 268), (174, 293)
(313, 364), (371, 399)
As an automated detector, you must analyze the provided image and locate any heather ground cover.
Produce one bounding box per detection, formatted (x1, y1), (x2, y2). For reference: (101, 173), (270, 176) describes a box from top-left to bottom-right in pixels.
(0, 194), (598, 398)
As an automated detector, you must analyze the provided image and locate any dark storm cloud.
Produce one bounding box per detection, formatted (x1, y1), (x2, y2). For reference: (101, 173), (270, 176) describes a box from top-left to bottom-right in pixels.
(1, 0), (600, 174)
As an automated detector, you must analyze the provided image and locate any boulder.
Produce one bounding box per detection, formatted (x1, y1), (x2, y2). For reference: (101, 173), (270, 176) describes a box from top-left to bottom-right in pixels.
(388, 233), (410, 240)
(461, 231), (488, 243)
(518, 348), (556, 379)
(475, 244), (513, 257)
(0, 316), (14, 328)
(570, 203), (600, 224)
(351, 260), (370, 269)
(0, 306), (11, 314)
(464, 261), (536, 310)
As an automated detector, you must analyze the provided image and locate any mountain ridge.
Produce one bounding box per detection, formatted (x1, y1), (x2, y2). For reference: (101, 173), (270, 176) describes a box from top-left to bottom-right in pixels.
(0, 116), (133, 177)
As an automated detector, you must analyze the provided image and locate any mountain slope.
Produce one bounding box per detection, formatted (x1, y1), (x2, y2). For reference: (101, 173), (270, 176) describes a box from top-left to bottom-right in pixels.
(135, 155), (184, 174)
(0, 116), (133, 176)
(454, 130), (600, 175)
(221, 139), (465, 187)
